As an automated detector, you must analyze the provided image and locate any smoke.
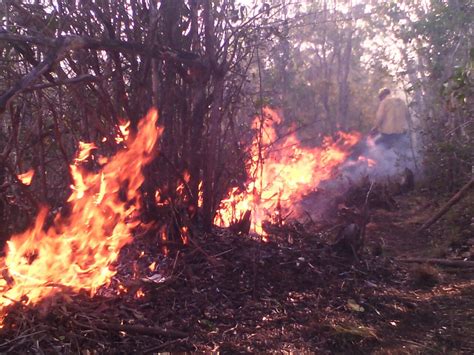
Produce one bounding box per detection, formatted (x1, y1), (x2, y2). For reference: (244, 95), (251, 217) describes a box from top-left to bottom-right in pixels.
(342, 133), (418, 180)
(297, 132), (419, 221)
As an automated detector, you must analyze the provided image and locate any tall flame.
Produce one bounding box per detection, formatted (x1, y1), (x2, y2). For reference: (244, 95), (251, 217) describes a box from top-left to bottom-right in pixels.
(215, 107), (360, 235)
(0, 110), (162, 322)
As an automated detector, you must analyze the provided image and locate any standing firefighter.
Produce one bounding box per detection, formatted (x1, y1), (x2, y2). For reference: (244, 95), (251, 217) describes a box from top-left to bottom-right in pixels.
(371, 88), (410, 149)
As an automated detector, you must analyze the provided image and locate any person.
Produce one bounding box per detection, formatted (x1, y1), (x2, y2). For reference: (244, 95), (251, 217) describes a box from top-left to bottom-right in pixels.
(371, 88), (410, 149)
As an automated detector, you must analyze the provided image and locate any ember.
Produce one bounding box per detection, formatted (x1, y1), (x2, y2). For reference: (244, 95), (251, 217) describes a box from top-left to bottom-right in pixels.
(0, 110), (162, 324)
(17, 169), (35, 186)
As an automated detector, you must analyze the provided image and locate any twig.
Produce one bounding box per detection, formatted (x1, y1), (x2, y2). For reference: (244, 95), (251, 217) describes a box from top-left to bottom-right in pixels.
(360, 180), (374, 245)
(0, 330), (46, 349)
(303, 210), (315, 224)
(186, 234), (219, 266)
(365, 181), (375, 206)
(170, 250), (180, 278)
(445, 119), (473, 137)
(397, 258), (474, 268)
(70, 320), (108, 334)
(23, 74), (99, 92)
(0, 37), (69, 113)
(0, 31), (195, 65)
(0, 31), (206, 112)
(211, 248), (235, 258)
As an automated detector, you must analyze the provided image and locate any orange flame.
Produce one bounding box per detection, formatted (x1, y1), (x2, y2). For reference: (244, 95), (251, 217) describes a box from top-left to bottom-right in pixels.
(0, 109), (162, 323)
(215, 107), (360, 236)
(75, 142), (97, 163)
(160, 225), (169, 256)
(197, 181), (203, 208)
(180, 226), (189, 245)
(115, 121), (131, 144)
(135, 288), (145, 299)
(117, 283), (128, 295)
(17, 169), (35, 186)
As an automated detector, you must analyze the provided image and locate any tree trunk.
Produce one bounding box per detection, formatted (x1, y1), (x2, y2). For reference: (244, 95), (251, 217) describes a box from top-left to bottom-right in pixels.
(337, 27), (352, 130)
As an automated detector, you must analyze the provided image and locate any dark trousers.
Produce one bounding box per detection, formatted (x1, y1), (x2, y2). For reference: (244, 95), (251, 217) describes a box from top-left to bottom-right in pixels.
(376, 133), (407, 149)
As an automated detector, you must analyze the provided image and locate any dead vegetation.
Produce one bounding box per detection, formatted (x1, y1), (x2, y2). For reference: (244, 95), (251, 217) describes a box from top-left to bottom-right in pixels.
(1, 187), (474, 353)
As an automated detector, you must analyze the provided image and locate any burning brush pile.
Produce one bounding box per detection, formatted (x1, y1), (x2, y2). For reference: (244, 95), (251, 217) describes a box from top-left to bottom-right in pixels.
(0, 110), (161, 321)
(214, 108), (362, 236)
(214, 107), (412, 236)
(0, 107), (413, 351)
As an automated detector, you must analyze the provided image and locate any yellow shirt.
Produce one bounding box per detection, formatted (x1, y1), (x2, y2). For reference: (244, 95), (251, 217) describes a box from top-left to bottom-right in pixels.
(375, 96), (409, 134)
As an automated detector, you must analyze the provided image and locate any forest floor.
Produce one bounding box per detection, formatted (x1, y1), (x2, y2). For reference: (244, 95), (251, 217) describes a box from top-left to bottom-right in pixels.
(1, 187), (473, 353)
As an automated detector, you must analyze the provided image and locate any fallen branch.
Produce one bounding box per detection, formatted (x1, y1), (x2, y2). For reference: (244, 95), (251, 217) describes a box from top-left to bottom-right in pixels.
(417, 178), (474, 233)
(397, 257), (474, 268)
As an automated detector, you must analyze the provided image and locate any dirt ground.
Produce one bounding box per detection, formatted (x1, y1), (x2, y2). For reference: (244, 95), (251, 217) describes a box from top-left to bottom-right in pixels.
(1, 189), (473, 353)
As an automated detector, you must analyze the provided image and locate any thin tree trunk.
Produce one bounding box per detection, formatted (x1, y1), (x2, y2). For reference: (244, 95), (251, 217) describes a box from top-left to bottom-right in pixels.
(338, 27), (352, 130)
(36, 97), (48, 202)
(202, 77), (224, 229)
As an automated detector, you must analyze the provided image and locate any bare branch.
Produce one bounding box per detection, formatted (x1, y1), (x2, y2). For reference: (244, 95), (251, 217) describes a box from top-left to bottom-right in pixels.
(23, 74), (99, 92)
(0, 31), (207, 112)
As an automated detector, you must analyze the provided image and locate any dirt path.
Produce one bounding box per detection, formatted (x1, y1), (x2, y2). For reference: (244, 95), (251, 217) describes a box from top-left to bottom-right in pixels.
(364, 192), (474, 354)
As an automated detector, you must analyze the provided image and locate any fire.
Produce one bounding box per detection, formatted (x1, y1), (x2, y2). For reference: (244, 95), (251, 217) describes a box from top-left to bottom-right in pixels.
(183, 170), (190, 183)
(176, 182), (186, 199)
(75, 142), (97, 163)
(180, 226), (190, 245)
(17, 169), (35, 186)
(115, 121), (131, 144)
(117, 283), (128, 295)
(0, 109), (162, 322)
(197, 181), (203, 208)
(215, 107), (361, 236)
(135, 288), (145, 299)
(160, 226), (169, 256)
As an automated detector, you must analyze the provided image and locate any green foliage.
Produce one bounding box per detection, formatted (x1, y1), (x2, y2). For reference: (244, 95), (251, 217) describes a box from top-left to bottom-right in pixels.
(423, 137), (472, 191)
(383, 0), (474, 191)
(442, 60), (473, 113)
(423, 45), (473, 191)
